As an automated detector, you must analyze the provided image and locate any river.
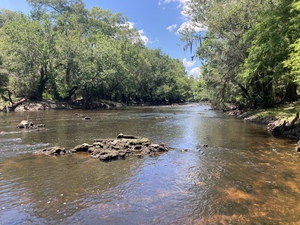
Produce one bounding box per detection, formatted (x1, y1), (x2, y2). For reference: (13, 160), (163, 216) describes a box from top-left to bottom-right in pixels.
(0, 103), (299, 224)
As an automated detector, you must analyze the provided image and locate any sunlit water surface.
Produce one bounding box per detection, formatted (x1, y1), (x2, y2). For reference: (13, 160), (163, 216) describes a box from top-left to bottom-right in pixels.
(0, 104), (299, 224)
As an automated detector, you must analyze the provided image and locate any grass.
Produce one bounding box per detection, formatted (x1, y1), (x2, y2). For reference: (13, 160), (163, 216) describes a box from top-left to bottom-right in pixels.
(254, 102), (300, 122)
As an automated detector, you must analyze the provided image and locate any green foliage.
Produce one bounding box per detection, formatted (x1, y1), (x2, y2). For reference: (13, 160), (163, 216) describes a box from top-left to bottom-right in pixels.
(0, 11), (56, 100)
(285, 38), (300, 84)
(184, 0), (300, 108)
(239, 0), (299, 106)
(284, 1), (300, 85)
(0, 9), (18, 28)
(0, 68), (8, 93)
(0, 0), (197, 105)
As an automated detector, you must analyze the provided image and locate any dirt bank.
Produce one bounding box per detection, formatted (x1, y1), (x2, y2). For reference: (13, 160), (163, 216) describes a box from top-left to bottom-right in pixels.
(229, 106), (300, 141)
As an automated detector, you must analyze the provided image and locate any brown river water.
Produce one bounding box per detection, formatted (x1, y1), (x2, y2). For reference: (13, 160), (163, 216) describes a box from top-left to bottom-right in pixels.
(0, 103), (299, 224)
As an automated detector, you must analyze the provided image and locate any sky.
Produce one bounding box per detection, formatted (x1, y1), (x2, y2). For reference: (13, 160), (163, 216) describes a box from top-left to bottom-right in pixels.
(0, 0), (206, 77)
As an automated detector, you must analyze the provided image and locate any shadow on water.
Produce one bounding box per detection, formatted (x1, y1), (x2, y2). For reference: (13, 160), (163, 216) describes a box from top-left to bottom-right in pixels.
(1, 103), (300, 224)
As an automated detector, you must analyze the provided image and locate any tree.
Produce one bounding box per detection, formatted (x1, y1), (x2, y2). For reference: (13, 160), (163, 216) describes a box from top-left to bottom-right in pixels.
(27, 0), (87, 19)
(181, 0), (288, 108)
(239, 0), (300, 106)
(0, 0), (197, 106)
(197, 1), (267, 107)
(0, 12), (56, 100)
(53, 5), (140, 103)
(0, 54), (9, 98)
(284, 1), (300, 87)
(0, 9), (18, 28)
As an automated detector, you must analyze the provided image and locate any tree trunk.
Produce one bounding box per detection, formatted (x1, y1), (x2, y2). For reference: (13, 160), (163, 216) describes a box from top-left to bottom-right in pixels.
(36, 66), (49, 101)
(8, 98), (27, 112)
(63, 85), (78, 101)
(284, 82), (298, 102)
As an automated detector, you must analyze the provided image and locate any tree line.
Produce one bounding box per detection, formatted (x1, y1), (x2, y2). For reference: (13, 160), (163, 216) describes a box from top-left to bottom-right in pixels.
(0, 0), (199, 108)
(182, 0), (300, 108)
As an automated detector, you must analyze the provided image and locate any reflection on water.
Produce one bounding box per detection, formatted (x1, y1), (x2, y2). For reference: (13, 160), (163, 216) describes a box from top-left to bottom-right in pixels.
(0, 104), (300, 224)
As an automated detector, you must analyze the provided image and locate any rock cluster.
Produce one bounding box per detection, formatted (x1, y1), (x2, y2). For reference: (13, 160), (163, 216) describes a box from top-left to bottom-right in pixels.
(35, 134), (171, 161)
(17, 120), (46, 129)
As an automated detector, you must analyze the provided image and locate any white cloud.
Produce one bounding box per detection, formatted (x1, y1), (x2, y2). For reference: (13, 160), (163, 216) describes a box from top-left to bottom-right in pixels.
(178, 21), (207, 33)
(159, 0), (187, 8)
(121, 21), (151, 45)
(126, 21), (135, 29)
(182, 58), (195, 67)
(160, 0), (207, 34)
(138, 29), (151, 45)
(166, 24), (177, 32)
(189, 67), (201, 78)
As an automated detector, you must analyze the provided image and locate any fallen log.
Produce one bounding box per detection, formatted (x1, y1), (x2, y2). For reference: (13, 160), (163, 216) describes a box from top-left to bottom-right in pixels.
(5, 98), (27, 112)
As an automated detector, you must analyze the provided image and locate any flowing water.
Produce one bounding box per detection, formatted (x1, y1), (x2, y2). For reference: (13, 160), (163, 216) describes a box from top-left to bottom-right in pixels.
(0, 103), (299, 224)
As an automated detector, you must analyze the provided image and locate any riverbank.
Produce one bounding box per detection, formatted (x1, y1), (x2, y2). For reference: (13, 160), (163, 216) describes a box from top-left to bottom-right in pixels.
(0, 99), (189, 112)
(229, 101), (300, 141)
(0, 99), (125, 112)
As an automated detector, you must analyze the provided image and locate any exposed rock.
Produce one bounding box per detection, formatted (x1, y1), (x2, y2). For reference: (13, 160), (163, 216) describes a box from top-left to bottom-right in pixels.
(34, 136), (172, 161)
(72, 143), (92, 152)
(13, 100), (71, 112)
(231, 109), (300, 140)
(17, 120), (33, 129)
(128, 138), (151, 145)
(267, 113), (300, 139)
(244, 115), (278, 124)
(229, 109), (245, 117)
(17, 120), (46, 129)
(35, 146), (66, 155)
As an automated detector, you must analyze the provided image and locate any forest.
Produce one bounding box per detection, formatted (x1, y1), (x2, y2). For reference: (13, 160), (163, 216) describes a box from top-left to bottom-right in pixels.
(182, 0), (300, 108)
(0, 0), (199, 109)
(0, 0), (300, 109)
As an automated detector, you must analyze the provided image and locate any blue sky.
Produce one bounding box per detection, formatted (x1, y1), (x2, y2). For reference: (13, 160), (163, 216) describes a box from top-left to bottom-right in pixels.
(0, 0), (206, 77)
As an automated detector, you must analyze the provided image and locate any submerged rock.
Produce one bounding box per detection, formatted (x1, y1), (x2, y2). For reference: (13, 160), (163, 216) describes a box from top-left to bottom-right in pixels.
(34, 135), (172, 161)
(117, 133), (136, 139)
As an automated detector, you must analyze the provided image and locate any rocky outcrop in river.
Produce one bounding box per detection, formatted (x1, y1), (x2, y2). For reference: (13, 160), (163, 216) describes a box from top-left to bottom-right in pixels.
(17, 120), (46, 129)
(232, 109), (300, 140)
(266, 112), (300, 139)
(35, 134), (171, 161)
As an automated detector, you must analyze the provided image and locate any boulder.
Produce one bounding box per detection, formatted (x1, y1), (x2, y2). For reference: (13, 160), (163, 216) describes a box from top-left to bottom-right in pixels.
(17, 120), (45, 129)
(72, 143), (92, 152)
(17, 120), (33, 129)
